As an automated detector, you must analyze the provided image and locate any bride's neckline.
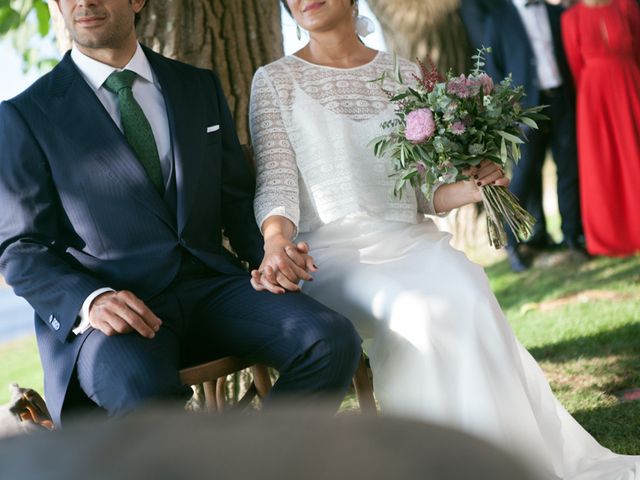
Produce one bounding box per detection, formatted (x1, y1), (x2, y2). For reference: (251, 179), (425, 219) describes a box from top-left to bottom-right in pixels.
(289, 50), (383, 71)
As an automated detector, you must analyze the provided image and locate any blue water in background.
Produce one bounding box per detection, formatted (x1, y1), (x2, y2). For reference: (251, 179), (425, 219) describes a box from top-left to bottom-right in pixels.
(0, 287), (34, 344)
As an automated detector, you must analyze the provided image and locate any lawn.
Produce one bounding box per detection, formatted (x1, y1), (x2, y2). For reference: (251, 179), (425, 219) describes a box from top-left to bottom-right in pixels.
(0, 334), (42, 406)
(486, 253), (640, 454)
(1, 254), (639, 454)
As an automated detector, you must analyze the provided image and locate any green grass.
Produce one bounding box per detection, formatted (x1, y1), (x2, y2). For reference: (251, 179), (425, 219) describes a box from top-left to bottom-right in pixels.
(486, 253), (640, 454)
(0, 335), (43, 405)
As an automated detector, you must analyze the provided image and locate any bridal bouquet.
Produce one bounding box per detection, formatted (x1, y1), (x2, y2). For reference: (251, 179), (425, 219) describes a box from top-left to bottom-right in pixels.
(371, 48), (546, 249)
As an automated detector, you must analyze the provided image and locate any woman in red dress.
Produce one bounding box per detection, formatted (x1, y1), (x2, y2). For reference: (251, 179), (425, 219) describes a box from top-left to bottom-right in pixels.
(562, 0), (640, 256)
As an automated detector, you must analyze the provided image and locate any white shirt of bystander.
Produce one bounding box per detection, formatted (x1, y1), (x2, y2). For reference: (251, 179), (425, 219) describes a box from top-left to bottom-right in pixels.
(512, 0), (563, 90)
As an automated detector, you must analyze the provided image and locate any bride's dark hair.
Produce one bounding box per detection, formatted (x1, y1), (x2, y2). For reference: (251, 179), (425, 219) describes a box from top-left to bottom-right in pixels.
(280, 0), (356, 16)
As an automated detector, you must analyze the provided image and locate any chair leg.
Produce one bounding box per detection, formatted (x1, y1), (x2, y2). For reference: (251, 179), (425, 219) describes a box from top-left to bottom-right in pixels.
(251, 365), (272, 398)
(216, 377), (227, 412)
(353, 355), (376, 414)
(203, 380), (217, 413)
(236, 382), (258, 410)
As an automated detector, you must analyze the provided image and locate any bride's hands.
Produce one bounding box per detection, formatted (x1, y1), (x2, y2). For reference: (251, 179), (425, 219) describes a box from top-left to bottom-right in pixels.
(433, 160), (510, 212)
(463, 160), (510, 202)
(250, 234), (317, 294)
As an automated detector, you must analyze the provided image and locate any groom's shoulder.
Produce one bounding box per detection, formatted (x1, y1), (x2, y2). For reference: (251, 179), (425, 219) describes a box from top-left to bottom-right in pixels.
(1, 52), (75, 116)
(142, 45), (216, 81)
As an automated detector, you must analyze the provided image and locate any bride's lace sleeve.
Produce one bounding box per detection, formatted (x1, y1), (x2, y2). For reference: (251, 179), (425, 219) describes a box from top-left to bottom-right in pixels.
(416, 181), (445, 216)
(250, 67), (299, 235)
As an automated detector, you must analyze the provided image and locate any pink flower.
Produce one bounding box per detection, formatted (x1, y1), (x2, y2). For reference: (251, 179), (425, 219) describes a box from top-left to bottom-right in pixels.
(450, 121), (466, 135)
(405, 108), (436, 143)
(478, 73), (494, 95)
(447, 74), (471, 98)
(466, 77), (482, 96)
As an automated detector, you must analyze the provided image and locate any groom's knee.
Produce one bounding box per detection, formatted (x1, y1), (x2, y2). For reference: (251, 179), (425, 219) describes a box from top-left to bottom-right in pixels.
(326, 313), (362, 370)
(76, 329), (190, 417)
(294, 310), (362, 382)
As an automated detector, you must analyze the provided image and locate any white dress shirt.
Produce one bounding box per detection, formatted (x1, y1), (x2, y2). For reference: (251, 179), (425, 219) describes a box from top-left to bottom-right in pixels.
(70, 43), (173, 334)
(512, 0), (563, 90)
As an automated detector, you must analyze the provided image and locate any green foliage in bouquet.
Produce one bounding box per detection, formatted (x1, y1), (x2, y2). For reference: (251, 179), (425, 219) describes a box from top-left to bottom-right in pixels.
(371, 47), (547, 249)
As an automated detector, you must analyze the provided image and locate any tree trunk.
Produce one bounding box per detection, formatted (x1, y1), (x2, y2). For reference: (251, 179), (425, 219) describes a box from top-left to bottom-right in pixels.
(366, 0), (471, 75)
(49, 0), (284, 145)
(137, 0), (283, 144)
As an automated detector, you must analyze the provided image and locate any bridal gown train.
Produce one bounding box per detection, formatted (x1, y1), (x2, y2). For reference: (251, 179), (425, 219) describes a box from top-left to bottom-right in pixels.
(249, 51), (640, 479)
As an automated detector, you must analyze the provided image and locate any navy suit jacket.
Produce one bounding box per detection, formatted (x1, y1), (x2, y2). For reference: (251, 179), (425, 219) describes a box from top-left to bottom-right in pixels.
(483, 2), (574, 108)
(0, 46), (264, 424)
(459, 0), (507, 51)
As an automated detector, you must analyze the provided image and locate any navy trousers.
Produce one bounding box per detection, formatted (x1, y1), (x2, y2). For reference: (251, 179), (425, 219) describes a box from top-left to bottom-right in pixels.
(71, 262), (362, 418)
(506, 88), (582, 247)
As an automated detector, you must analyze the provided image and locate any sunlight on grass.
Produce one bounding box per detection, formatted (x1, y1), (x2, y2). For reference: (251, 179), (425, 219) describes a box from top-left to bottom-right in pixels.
(486, 254), (640, 453)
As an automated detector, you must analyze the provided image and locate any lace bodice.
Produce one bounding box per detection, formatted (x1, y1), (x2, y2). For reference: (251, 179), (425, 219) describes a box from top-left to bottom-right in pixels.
(250, 51), (435, 235)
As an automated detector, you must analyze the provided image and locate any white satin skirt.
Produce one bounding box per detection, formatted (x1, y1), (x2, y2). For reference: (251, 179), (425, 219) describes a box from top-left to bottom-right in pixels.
(298, 214), (639, 480)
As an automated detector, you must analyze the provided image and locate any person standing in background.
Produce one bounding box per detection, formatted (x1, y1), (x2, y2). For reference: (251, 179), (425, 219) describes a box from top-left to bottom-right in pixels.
(562, 0), (640, 256)
(484, 0), (585, 272)
(459, 0), (506, 51)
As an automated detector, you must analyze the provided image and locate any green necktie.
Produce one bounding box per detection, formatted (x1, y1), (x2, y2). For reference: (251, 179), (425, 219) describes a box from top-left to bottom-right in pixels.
(103, 70), (164, 193)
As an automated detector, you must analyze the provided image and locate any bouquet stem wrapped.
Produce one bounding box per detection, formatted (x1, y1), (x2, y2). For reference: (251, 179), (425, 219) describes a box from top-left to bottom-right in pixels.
(480, 184), (534, 248)
(371, 48), (545, 249)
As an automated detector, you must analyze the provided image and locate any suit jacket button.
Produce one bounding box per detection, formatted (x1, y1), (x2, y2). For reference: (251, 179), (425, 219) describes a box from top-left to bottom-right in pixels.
(52, 319), (60, 331)
(48, 314), (54, 323)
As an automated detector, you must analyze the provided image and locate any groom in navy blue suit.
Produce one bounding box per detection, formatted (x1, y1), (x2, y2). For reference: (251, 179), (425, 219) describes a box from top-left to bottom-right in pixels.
(0, 0), (361, 426)
(484, 0), (584, 271)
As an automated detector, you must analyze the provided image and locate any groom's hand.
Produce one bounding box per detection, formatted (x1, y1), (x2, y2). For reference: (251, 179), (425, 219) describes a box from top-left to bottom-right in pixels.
(88, 290), (162, 338)
(251, 236), (317, 294)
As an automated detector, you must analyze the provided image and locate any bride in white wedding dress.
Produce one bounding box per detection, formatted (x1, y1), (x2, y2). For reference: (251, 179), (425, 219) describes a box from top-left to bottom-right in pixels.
(248, 1), (640, 478)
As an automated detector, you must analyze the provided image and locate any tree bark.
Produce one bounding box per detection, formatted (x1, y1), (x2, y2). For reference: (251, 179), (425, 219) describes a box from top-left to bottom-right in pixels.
(366, 0), (471, 75)
(137, 0), (283, 144)
(49, 0), (284, 145)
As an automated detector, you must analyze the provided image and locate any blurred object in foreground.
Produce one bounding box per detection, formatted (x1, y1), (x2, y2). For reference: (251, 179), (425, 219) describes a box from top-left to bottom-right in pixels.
(0, 384), (53, 439)
(0, 407), (535, 480)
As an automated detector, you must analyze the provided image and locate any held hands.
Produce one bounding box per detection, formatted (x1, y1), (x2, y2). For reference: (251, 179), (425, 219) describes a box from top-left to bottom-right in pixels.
(250, 234), (317, 294)
(88, 290), (162, 338)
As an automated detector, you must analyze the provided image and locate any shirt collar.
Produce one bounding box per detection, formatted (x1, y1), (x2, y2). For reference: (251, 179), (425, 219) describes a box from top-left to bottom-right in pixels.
(513, 0), (544, 8)
(71, 43), (156, 92)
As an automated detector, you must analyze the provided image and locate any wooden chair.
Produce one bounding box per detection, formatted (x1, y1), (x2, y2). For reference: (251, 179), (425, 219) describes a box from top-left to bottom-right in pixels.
(179, 353), (376, 414)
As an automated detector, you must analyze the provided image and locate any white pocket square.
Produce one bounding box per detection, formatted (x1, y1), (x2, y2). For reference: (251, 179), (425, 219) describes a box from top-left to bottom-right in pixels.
(207, 125), (220, 133)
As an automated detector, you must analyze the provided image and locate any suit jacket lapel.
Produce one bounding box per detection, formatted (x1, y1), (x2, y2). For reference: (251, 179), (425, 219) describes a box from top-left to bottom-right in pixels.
(144, 47), (204, 234)
(41, 53), (175, 229)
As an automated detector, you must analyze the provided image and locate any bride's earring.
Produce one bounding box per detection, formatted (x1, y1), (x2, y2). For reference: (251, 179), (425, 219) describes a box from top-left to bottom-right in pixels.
(353, 3), (375, 38)
(296, 23), (302, 41)
(355, 14), (375, 37)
